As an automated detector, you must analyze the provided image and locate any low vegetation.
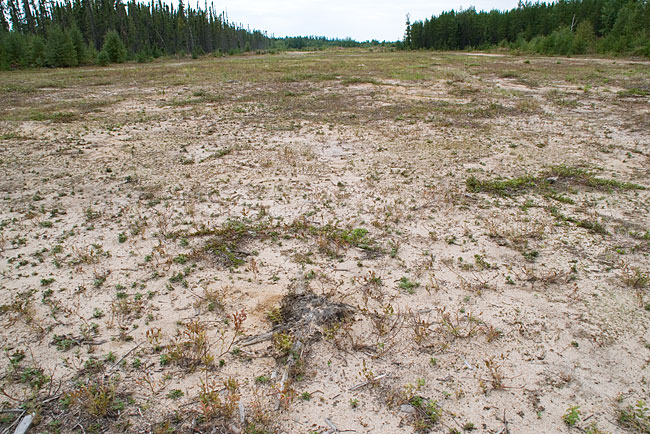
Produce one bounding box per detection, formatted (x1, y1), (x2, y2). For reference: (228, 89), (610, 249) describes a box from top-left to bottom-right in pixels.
(0, 49), (648, 433)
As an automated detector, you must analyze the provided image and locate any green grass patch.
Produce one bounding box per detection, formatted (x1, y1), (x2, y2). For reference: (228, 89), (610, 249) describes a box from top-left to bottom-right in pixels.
(466, 165), (645, 197)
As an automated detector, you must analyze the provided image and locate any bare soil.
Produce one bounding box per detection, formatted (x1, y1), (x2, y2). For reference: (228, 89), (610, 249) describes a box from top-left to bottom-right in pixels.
(0, 49), (649, 434)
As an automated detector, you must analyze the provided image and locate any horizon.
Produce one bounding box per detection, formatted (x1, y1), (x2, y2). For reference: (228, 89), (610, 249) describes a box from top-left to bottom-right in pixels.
(200, 0), (521, 42)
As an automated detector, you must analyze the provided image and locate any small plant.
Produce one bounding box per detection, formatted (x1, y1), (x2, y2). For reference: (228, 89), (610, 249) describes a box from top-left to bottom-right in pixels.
(273, 332), (294, 358)
(255, 375), (270, 384)
(266, 306), (282, 324)
(173, 254), (188, 264)
(52, 334), (78, 351)
(160, 354), (170, 366)
(198, 377), (240, 421)
(167, 320), (214, 368)
(417, 400), (442, 429)
(563, 405), (581, 426)
(64, 378), (124, 418)
(484, 356), (505, 390)
(399, 277), (419, 294)
(618, 400), (650, 433)
(118, 232), (127, 243)
(621, 266), (649, 289)
(167, 389), (184, 400)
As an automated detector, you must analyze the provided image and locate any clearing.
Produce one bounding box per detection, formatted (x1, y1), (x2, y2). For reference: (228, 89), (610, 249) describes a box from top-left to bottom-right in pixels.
(0, 49), (649, 433)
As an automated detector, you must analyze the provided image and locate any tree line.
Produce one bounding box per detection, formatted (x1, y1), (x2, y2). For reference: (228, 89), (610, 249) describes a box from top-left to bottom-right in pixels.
(404, 0), (650, 57)
(0, 0), (271, 69)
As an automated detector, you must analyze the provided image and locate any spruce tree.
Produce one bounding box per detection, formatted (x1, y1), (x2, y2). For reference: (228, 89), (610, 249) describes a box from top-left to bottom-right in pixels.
(28, 34), (45, 66)
(45, 26), (78, 67)
(101, 29), (127, 63)
(69, 26), (87, 64)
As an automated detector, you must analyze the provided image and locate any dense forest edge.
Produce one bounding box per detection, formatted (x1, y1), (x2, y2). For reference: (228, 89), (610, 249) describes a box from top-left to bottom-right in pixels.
(404, 0), (650, 58)
(0, 0), (275, 69)
(0, 0), (391, 70)
(1, 0), (649, 70)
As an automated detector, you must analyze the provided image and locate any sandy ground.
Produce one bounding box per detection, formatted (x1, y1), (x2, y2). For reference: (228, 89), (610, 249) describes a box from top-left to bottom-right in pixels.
(0, 50), (649, 433)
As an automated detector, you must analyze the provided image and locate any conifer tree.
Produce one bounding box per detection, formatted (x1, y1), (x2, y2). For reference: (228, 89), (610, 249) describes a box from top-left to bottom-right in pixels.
(69, 25), (87, 64)
(45, 26), (77, 67)
(101, 29), (126, 63)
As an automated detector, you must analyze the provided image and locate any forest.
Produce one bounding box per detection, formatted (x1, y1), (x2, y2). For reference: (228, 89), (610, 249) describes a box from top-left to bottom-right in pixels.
(0, 0), (271, 68)
(405, 0), (650, 56)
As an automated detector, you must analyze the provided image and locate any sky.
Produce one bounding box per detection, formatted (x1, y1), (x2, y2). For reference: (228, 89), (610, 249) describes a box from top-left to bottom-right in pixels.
(216, 0), (521, 42)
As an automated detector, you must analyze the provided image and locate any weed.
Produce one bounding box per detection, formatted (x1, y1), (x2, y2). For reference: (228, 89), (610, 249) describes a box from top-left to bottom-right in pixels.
(64, 378), (125, 419)
(255, 375), (270, 384)
(484, 356), (505, 390)
(200, 219), (269, 267)
(399, 277), (419, 294)
(198, 377), (240, 421)
(167, 389), (184, 400)
(466, 165), (645, 197)
(618, 400), (650, 433)
(563, 405), (581, 426)
(411, 399), (442, 431)
(272, 332), (294, 358)
(52, 334), (79, 351)
(466, 174), (537, 196)
(167, 320), (214, 369)
(266, 307), (283, 325)
(173, 254), (188, 264)
(621, 265), (649, 289)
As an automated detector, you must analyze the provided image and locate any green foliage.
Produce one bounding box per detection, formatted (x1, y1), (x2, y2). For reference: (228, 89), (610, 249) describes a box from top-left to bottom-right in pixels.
(45, 26), (78, 67)
(408, 1), (650, 58)
(101, 30), (127, 64)
(0, 0), (271, 71)
(618, 400), (650, 433)
(68, 26), (87, 65)
(399, 276), (419, 294)
(0, 32), (28, 68)
(97, 50), (110, 66)
(466, 165), (645, 197)
(28, 35), (46, 67)
(563, 406), (581, 426)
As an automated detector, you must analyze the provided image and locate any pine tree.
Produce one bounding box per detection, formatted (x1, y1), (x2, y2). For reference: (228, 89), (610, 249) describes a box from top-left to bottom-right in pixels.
(404, 14), (412, 48)
(69, 25), (87, 64)
(28, 34), (45, 65)
(45, 26), (78, 67)
(101, 29), (126, 63)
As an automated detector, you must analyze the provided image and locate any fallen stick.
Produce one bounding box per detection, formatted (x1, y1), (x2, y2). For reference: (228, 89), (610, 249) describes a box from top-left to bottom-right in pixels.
(348, 373), (387, 391)
(0, 410), (23, 434)
(13, 413), (33, 434)
(237, 325), (289, 348)
(325, 418), (338, 431)
(106, 342), (143, 375)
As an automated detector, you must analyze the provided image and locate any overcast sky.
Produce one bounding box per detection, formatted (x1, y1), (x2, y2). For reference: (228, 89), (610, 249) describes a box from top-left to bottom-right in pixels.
(215, 0), (521, 42)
